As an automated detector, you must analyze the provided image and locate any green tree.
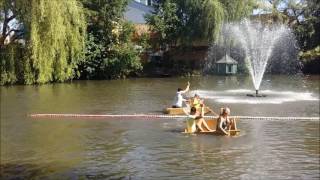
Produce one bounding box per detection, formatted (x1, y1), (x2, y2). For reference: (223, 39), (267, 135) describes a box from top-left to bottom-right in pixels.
(221, 0), (258, 21)
(27, 0), (86, 84)
(1, 0), (29, 84)
(79, 0), (142, 79)
(262, 0), (320, 51)
(0, 0), (30, 48)
(145, 0), (180, 48)
(146, 0), (256, 48)
(1, 0), (86, 85)
(261, 0), (320, 73)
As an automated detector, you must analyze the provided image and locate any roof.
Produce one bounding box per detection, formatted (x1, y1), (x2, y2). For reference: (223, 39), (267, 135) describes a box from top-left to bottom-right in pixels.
(216, 54), (238, 64)
(124, 1), (154, 24)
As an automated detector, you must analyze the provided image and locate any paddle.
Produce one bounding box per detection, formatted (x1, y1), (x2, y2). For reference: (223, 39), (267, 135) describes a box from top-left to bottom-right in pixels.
(227, 130), (240, 132)
(205, 106), (219, 116)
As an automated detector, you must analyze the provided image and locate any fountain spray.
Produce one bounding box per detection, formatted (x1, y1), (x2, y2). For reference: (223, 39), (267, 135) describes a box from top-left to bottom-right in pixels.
(226, 20), (291, 97)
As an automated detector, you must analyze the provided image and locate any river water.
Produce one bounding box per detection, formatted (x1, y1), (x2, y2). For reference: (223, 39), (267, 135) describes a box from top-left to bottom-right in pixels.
(1, 75), (319, 179)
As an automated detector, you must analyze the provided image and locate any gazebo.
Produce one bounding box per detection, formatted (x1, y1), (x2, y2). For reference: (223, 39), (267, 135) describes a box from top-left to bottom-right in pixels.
(215, 54), (238, 75)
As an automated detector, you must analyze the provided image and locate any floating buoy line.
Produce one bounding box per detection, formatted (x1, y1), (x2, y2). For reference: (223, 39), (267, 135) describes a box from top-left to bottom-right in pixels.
(29, 114), (319, 121)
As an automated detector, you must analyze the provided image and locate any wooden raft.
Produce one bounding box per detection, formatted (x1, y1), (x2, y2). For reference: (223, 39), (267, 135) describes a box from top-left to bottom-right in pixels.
(164, 107), (211, 115)
(186, 118), (240, 136)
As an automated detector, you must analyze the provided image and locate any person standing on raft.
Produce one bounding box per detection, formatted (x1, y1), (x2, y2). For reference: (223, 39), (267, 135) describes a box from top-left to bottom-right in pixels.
(172, 82), (190, 108)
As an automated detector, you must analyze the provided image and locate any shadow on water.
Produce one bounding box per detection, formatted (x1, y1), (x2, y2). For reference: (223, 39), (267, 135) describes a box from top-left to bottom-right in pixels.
(164, 129), (246, 138)
(147, 110), (165, 114)
(164, 128), (184, 134)
(0, 163), (132, 180)
(0, 163), (44, 180)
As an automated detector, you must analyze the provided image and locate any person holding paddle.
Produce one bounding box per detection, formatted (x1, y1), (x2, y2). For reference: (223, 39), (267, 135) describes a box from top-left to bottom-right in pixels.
(172, 82), (190, 108)
(189, 94), (220, 116)
(216, 107), (237, 136)
(190, 94), (202, 109)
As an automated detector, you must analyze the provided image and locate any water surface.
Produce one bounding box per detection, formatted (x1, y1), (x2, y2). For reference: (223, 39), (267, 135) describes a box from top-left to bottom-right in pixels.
(1, 75), (319, 179)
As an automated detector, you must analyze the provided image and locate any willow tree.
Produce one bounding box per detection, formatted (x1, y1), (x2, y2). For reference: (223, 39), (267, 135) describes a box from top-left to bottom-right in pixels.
(25, 0), (86, 84)
(146, 0), (257, 47)
(220, 0), (257, 22)
(200, 0), (225, 42)
(0, 0), (29, 84)
(1, 0), (86, 85)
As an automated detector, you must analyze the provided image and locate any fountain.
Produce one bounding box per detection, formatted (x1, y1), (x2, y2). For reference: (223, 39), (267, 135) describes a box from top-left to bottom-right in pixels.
(200, 20), (314, 104)
(246, 89), (266, 97)
(223, 20), (293, 97)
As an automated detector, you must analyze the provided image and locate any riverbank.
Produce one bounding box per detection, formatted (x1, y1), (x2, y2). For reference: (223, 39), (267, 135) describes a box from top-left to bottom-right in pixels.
(1, 53), (319, 86)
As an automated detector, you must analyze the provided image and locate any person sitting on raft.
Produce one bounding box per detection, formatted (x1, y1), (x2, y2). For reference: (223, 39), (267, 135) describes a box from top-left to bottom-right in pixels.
(172, 82), (190, 108)
(190, 94), (203, 109)
(216, 107), (237, 136)
(185, 104), (214, 133)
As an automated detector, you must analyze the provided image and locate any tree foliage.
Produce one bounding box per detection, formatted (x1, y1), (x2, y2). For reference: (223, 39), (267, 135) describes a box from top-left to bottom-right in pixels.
(220, 0), (258, 21)
(79, 0), (142, 79)
(145, 0), (180, 47)
(261, 0), (320, 73)
(146, 0), (257, 48)
(263, 0), (320, 51)
(1, 0), (28, 84)
(1, 0), (144, 84)
(292, 0), (320, 51)
(0, 0), (27, 48)
(1, 0), (86, 85)
(27, 0), (86, 84)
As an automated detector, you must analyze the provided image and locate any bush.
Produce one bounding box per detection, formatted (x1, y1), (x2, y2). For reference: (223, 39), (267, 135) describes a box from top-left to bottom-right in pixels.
(79, 34), (142, 79)
(102, 43), (142, 79)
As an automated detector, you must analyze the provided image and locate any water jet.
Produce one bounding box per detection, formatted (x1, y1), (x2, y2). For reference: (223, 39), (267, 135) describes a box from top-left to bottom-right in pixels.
(225, 20), (293, 96)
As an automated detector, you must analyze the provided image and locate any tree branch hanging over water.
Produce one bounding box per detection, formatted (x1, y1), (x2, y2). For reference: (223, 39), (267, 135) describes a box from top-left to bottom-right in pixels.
(1, 0), (86, 85)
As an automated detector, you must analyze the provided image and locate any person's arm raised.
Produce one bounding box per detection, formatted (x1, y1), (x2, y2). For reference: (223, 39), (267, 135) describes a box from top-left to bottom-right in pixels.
(180, 81), (190, 94)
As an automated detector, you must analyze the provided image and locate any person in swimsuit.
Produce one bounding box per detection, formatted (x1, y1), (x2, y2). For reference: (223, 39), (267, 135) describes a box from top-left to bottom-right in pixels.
(216, 107), (237, 136)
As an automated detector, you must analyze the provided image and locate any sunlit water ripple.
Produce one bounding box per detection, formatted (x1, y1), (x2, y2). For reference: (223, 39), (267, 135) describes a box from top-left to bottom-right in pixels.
(191, 89), (319, 104)
(1, 76), (319, 179)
